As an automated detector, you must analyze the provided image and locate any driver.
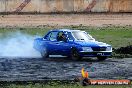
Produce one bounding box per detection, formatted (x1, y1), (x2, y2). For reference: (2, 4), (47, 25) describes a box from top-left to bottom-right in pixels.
(57, 33), (66, 42)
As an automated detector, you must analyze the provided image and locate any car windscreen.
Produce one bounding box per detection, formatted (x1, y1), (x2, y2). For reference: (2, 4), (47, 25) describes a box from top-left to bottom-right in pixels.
(72, 31), (94, 41)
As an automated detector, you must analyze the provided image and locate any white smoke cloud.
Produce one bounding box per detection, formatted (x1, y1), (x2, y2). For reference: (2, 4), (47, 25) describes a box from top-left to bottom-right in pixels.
(0, 31), (41, 58)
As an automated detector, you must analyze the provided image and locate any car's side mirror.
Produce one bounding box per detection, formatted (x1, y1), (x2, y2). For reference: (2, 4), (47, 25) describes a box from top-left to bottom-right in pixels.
(65, 38), (74, 43)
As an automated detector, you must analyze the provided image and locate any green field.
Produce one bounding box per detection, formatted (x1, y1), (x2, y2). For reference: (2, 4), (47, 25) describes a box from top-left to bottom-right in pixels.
(0, 26), (132, 48)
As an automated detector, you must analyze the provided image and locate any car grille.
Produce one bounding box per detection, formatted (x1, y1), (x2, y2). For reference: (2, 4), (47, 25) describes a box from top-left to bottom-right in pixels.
(92, 47), (106, 51)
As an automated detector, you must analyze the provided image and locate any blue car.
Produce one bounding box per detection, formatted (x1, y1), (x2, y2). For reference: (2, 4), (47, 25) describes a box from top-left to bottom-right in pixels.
(33, 29), (112, 61)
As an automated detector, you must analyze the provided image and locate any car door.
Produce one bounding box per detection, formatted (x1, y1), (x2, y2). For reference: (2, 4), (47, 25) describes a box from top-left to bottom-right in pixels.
(55, 31), (71, 55)
(45, 31), (59, 55)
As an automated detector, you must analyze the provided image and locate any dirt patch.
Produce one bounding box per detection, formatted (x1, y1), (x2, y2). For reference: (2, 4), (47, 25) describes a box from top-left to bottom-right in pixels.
(114, 45), (132, 55)
(0, 13), (132, 27)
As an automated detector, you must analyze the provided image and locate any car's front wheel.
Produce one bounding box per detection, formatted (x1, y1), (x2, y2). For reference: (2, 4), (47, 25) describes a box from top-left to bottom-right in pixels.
(97, 56), (107, 61)
(71, 48), (82, 61)
(41, 47), (49, 58)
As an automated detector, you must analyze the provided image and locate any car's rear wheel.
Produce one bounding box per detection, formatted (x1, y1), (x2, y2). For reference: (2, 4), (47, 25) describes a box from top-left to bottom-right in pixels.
(97, 56), (107, 61)
(71, 48), (82, 61)
(41, 47), (49, 58)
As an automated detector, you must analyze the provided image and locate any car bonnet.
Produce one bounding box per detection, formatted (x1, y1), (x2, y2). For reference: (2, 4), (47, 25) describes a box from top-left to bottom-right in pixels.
(74, 41), (111, 47)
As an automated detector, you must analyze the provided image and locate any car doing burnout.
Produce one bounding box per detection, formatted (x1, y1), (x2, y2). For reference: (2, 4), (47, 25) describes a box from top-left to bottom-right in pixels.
(33, 29), (112, 61)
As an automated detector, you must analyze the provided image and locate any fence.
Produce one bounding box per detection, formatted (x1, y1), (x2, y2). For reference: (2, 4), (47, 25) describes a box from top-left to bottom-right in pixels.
(0, 0), (132, 13)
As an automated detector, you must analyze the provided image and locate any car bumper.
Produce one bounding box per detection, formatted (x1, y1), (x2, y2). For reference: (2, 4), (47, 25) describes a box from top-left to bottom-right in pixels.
(79, 51), (112, 57)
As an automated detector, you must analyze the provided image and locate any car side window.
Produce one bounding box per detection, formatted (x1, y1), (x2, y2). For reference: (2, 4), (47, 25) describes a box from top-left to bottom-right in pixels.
(67, 32), (74, 40)
(57, 32), (67, 42)
(46, 31), (58, 41)
(57, 32), (63, 41)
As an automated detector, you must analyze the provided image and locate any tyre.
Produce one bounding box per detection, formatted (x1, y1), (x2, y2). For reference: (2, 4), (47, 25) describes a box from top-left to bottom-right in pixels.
(97, 56), (107, 61)
(81, 78), (91, 86)
(41, 47), (49, 58)
(71, 48), (82, 61)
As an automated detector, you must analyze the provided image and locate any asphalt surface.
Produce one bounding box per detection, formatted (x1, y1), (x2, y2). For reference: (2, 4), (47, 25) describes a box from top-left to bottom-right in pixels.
(0, 57), (132, 81)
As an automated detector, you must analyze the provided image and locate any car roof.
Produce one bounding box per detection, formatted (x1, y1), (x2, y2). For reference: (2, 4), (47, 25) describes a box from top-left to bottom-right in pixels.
(50, 29), (82, 32)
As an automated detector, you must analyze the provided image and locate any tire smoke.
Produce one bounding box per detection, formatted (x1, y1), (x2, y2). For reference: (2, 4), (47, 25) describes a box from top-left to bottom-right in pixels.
(0, 32), (41, 58)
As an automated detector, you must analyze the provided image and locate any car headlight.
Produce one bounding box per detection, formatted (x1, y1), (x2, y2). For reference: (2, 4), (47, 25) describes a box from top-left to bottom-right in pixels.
(82, 47), (93, 52)
(106, 46), (112, 51)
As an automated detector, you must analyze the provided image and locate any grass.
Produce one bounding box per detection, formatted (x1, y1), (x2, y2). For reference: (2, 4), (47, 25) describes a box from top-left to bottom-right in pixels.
(0, 26), (132, 48)
(88, 28), (132, 48)
(3, 83), (132, 88)
(7, 85), (131, 88)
